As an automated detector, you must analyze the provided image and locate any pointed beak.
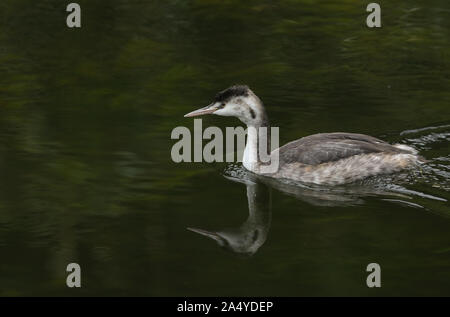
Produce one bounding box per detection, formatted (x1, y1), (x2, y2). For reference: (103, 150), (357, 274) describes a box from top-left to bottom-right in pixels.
(184, 103), (218, 117)
(187, 227), (222, 242)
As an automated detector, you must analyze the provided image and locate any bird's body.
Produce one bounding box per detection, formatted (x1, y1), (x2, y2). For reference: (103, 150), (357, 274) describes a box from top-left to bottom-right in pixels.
(185, 85), (425, 185)
(250, 132), (422, 185)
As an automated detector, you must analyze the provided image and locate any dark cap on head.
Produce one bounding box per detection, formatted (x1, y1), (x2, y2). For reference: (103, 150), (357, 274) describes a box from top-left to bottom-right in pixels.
(214, 85), (250, 103)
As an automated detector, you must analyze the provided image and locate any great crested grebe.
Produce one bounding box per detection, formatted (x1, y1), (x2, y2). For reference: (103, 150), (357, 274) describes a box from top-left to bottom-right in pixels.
(184, 85), (425, 185)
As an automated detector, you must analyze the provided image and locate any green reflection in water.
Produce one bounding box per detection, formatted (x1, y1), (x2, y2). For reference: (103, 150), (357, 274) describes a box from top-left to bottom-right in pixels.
(0, 0), (449, 296)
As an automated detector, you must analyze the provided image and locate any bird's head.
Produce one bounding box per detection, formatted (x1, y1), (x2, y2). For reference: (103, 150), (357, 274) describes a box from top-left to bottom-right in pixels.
(184, 85), (268, 127)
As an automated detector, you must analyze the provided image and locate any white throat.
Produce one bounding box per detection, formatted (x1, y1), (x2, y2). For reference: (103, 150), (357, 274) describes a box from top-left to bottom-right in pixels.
(242, 126), (260, 173)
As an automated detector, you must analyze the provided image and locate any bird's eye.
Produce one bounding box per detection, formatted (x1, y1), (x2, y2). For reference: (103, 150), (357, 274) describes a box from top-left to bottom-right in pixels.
(220, 103), (225, 108)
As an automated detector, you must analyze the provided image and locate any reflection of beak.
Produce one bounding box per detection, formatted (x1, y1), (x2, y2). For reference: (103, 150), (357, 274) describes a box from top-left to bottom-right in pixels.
(184, 103), (218, 117)
(187, 227), (222, 243)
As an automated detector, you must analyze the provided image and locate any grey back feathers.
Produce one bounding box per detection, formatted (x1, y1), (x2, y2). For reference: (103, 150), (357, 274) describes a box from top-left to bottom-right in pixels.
(278, 133), (412, 166)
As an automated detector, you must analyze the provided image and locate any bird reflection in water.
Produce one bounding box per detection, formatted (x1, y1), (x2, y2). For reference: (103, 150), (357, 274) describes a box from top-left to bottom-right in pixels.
(187, 165), (437, 255)
(188, 172), (272, 256)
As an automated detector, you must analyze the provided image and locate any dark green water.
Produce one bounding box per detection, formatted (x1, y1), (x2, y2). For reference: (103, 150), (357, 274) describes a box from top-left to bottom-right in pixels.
(0, 1), (449, 296)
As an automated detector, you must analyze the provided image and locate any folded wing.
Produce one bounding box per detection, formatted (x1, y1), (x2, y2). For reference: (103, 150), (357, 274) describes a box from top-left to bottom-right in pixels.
(278, 133), (410, 165)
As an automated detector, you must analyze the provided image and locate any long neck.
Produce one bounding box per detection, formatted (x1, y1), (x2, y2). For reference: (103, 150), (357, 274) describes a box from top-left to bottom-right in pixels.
(242, 112), (271, 172)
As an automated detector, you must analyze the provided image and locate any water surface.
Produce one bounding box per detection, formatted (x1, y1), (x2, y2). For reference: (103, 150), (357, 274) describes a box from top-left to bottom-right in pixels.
(0, 0), (449, 296)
